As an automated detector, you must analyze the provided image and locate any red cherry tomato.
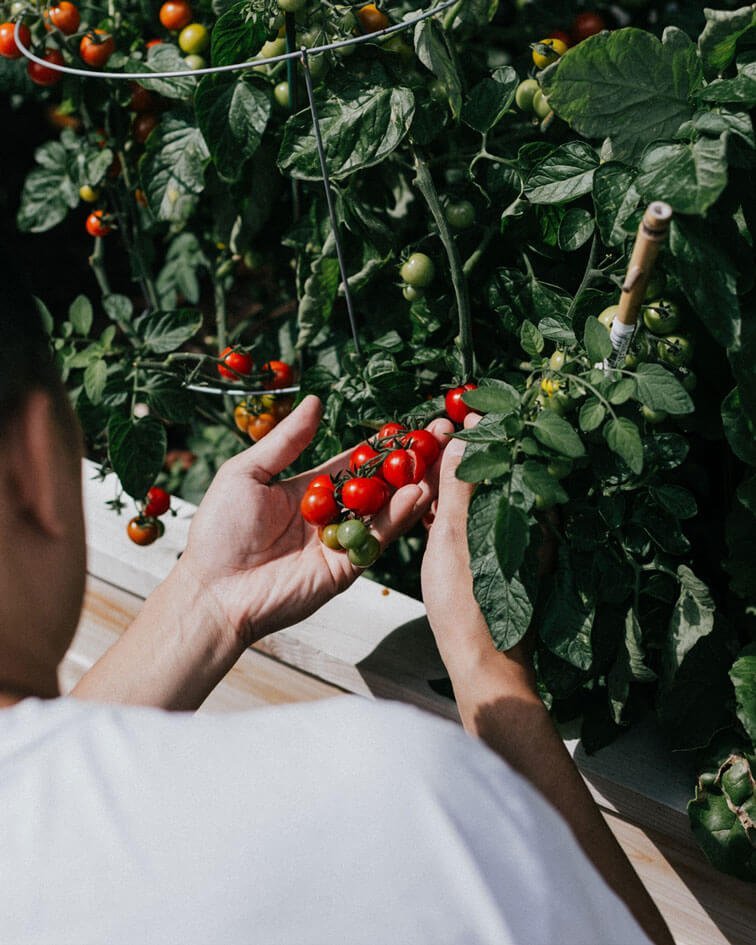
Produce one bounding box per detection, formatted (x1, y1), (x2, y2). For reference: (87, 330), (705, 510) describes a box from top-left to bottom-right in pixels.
(445, 383), (477, 424)
(262, 360), (294, 390)
(572, 12), (606, 43)
(130, 83), (156, 113)
(300, 488), (339, 527)
(350, 441), (379, 473)
(133, 112), (158, 144)
(0, 21), (31, 59)
(217, 346), (253, 380)
(341, 477), (389, 516)
(375, 421), (407, 449)
(547, 29), (572, 48)
(80, 30), (115, 68)
(85, 210), (111, 237)
(402, 429), (440, 466)
(159, 0), (192, 31)
(127, 516), (160, 546)
(27, 48), (64, 85)
(44, 3), (80, 35)
(144, 486), (170, 517)
(307, 474), (335, 493)
(146, 38), (163, 49)
(381, 448), (427, 489)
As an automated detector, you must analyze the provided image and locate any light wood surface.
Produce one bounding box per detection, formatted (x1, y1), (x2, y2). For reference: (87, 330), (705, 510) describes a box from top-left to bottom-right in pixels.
(63, 575), (756, 945)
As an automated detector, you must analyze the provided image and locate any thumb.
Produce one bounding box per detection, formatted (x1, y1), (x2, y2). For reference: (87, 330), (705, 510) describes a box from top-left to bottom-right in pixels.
(433, 413), (481, 526)
(236, 395), (322, 482)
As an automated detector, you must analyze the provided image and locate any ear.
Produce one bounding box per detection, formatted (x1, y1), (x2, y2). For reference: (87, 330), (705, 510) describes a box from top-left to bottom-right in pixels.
(8, 390), (72, 539)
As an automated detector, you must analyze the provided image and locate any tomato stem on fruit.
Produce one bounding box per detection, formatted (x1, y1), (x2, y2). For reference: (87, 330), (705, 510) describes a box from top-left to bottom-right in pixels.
(412, 148), (474, 378)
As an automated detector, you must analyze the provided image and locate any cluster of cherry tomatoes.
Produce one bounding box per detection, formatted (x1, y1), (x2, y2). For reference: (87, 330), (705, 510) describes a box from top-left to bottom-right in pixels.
(216, 350), (296, 442)
(300, 421), (442, 568)
(126, 485), (171, 546)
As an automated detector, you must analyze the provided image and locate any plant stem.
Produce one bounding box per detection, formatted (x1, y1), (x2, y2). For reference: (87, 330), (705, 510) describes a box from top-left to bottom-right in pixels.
(213, 267), (228, 352)
(565, 234), (599, 324)
(463, 224), (497, 278)
(116, 152), (160, 311)
(89, 236), (111, 298)
(412, 148), (474, 379)
(569, 373), (617, 420)
(443, 0), (464, 31)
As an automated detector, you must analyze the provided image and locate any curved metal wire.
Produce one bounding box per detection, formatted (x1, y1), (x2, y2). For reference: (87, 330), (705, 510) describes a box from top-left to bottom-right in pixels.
(185, 383), (301, 399)
(13, 1), (457, 80)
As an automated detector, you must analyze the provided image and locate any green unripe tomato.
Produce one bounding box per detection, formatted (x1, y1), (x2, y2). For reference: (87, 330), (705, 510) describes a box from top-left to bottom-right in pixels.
(319, 524), (342, 550)
(623, 331), (651, 369)
(260, 37), (287, 58)
(445, 200), (475, 230)
(79, 185), (99, 203)
(337, 518), (370, 551)
(382, 35), (413, 59)
(304, 52), (328, 80)
(657, 334), (693, 368)
(273, 81), (290, 107)
(515, 78), (539, 112)
(347, 534), (381, 568)
(681, 370), (697, 392)
(644, 271), (666, 301)
(402, 285), (424, 302)
(277, 0), (307, 11)
(536, 392), (570, 416)
(184, 54), (205, 69)
(534, 492), (557, 511)
(10, 1), (25, 15)
(400, 252), (435, 288)
(335, 40), (355, 57)
(547, 457), (572, 479)
(428, 78), (447, 103)
(643, 299), (682, 336)
(532, 89), (551, 120)
(549, 349), (566, 371)
(178, 23), (209, 54)
(641, 405), (668, 425)
(598, 305), (620, 330)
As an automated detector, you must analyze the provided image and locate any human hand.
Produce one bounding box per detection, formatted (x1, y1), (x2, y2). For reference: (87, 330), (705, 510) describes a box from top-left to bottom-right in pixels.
(421, 413), (536, 689)
(179, 395), (452, 647)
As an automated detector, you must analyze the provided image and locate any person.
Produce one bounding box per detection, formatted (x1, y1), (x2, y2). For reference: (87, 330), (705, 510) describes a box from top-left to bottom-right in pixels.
(0, 282), (674, 945)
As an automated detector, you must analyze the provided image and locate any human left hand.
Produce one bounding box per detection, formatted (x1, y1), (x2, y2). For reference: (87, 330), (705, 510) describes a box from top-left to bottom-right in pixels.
(179, 395), (453, 648)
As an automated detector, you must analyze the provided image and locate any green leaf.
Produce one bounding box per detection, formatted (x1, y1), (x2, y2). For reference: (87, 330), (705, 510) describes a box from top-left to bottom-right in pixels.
(525, 141), (599, 205)
(83, 359), (107, 405)
(608, 608), (657, 723)
(736, 473), (756, 515)
(279, 67), (415, 181)
(557, 207), (594, 251)
(195, 75), (271, 182)
(689, 787), (756, 883)
(722, 387), (756, 465)
(33, 297), (54, 336)
(456, 443), (511, 483)
(463, 383), (520, 416)
(107, 414), (167, 500)
(468, 485), (533, 650)
(127, 45), (195, 99)
(663, 565), (716, 683)
(634, 363), (694, 415)
(540, 547), (594, 670)
(541, 28), (701, 161)
(296, 251), (340, 349)
(592, 162), (640, 247)
(583, 316), (612, 363)
(462, 66), (518, 133)
(211, 0), (268, 68)
(579, 397), (605, 432)
(103, 294), (133, 325)
(69, 295), (93, 336)
(147, 381), (195, 424)
(534, 412), (585, 458)
(139, 113), (210, 222)
(604, 417), (644, 474)
(730, 643), (756, 744)
(521, 460), (568, 506)
(519, 319), (544, 357)
(607, 378), (636, 405)
(494, 497), (530, 581)
(698, 60), (756, 106)
(698, 6), (756, 78)
(650, 485), (697, 520)
(138, 309), (204, 354)
(414, 19), (462, 120)
(636, 136), (729, 215)
(17, 146), (79, 233)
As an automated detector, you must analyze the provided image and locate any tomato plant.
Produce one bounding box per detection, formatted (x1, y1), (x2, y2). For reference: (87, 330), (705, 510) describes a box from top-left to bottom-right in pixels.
(6, 0), (756, 881)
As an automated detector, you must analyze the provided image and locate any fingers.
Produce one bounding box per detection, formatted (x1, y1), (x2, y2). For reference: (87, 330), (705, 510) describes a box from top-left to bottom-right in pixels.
(433, 412), (481, 528)
(236, 395), (323, 482)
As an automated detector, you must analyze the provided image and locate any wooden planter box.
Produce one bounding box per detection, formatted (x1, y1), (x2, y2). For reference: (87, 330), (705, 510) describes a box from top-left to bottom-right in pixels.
(81, 460), (697, 843)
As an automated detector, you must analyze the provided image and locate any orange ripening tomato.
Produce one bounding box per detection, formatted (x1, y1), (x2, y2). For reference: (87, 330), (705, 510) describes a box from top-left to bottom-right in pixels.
(44, 2), (80, 35)
(159, 0), (192, 31)
(356, 4), (389, 33)
(248, 412), (276, 442)
(85, 210), (112, 238)
(80, 30), (115, 68)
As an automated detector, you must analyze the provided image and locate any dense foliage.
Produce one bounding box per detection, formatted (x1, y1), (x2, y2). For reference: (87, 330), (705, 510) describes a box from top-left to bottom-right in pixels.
(2, 0), (755, 878)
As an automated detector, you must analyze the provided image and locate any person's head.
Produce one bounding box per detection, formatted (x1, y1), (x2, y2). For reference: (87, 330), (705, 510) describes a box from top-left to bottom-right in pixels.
(0, 250), (86, 700)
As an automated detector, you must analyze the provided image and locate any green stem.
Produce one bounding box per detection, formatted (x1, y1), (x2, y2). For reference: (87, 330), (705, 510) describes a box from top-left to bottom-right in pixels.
(89, 236), (111, 298)
(565, 234), (599, 324)
(213, 267), (228, 353)
(412, 148), (474, 379)
(463, 224), (497, 278)
(116, 152), (160, 311)
(443, 0), (464, 31)
(569, 373), (617, 421)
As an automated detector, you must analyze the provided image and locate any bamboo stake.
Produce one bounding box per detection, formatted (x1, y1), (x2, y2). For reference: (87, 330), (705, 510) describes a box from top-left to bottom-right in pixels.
(607, 201), (673, 366)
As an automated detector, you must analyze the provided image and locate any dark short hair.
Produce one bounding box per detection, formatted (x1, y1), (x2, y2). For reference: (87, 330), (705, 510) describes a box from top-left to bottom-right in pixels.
(0, 229), (63, 435)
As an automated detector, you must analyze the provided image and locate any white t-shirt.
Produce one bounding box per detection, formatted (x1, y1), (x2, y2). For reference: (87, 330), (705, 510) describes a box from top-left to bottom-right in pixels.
(0, 696), (650, 945)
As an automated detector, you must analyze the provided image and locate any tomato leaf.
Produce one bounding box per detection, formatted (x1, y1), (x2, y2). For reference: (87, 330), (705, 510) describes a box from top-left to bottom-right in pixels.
(650, 484), (698, 520)
(541, 28), (702, 162)
(195, 75), (271, 182)
(521, 460), (568, 507)
(414, 19), (462, 120)
(608, 608), (656, 723)
(137, 309), (204, 354)
(729, 643), (756, 744)
(130, 45), (196, 99)
(525, 141), (599, 204)
(558, 207), (594, 251)
(721, 387), (756, 465)
(534, 412), (585, 458)
(634, 363), (693, 414)
(456, 443), (511, 483)
(583, 316), (612, 363)
(592, 162), (640, 247)
(494, 497), (530, 581)
(636, 136), (729, 216)
(579, 397), (605, 432)
(463, 383), (520, 416)
(698, 6), (756, 78)
(604, 417), (644, 474)
(462, 66), (518, 133)
(278, 67), (415, 181)
(107, 414), (167, 501)
(540, 547), (595, 670)
(139, 113), (210, 222)
(468, 485), (533, 651)
(83, 359), (107, 406)
(211, 0), (269, 68)
(69, 295), (93, 336)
